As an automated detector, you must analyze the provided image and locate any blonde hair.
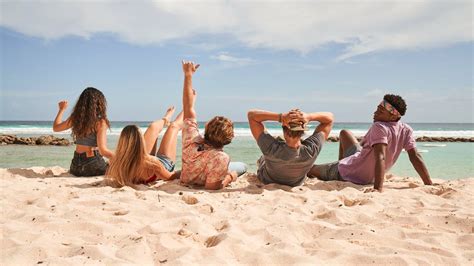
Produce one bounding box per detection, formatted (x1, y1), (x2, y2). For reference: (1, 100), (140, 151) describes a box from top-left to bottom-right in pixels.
(106, 125), (163, 187)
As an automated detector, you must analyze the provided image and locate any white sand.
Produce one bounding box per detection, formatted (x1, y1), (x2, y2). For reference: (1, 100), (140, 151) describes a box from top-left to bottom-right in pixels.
(1, 167), (473, 265)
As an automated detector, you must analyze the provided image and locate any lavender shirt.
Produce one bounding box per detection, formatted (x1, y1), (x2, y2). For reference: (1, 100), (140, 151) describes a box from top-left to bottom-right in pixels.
(338, 122), (416, 184)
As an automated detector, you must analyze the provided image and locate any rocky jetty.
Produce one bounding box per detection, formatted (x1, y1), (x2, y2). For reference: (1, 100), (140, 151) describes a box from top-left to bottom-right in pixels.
(0, 135), (71, 146)
(326, 136), (473, 142)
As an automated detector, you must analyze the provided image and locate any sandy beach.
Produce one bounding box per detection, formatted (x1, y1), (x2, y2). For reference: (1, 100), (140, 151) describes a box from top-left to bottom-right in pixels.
(1, 167), (473, 265)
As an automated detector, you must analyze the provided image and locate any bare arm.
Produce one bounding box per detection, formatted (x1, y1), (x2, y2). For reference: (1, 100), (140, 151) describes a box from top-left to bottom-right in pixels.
(182, 61), (200, 120)
(407, 148), (433, 185)
(53, 100), (72, 132)
(96, 120), (114, 159)
(204, 171), (237, 190)
(304, 112), (334, 140)
(247, 109), (298, 140)
(373, 143), (387, 192)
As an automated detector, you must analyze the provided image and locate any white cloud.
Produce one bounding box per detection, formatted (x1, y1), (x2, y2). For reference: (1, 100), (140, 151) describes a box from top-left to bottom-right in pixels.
(1, 0), (472, 59)
(211, 52), (256, 66)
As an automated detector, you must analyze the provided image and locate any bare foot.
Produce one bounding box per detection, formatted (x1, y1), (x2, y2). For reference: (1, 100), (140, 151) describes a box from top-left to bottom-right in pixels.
(164, 106), (175, 121)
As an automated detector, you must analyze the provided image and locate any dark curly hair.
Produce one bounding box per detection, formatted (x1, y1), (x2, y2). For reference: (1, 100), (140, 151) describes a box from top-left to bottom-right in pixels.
(70, 87), (110, 140)
(204, 116), (234, 149)
(384, 94), (407, 116)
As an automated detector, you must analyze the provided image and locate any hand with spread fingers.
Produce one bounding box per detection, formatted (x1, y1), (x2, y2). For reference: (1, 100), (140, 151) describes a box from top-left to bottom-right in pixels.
(182, 60), (200, 76)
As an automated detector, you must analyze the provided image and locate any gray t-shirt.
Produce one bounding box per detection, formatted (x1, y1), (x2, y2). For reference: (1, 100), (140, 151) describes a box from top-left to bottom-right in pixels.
(256, 131), (325, 186)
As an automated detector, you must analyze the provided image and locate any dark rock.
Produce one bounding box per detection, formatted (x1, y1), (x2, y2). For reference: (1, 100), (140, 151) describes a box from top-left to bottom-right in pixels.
(0, 134), (71, 146)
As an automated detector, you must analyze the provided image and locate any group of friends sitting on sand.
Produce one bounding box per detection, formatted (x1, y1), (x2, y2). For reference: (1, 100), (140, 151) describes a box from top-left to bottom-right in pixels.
(53, 61), (433, 192)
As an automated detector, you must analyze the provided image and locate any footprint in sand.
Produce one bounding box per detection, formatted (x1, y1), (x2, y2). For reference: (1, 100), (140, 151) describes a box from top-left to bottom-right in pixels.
(197, 204), (214, 214)
(113, 210), (129, 216)
(204, 233), (227, 248)
(339, 196), (371, 207)
(182, 195), (199, 205)
(408, 182), (420, 188)
(135, 192), (146, 200)
(213, 220), (230, 232)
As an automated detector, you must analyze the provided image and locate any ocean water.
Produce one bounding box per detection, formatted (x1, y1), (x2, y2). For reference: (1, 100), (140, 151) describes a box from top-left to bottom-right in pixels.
(1, 121), (473, 180)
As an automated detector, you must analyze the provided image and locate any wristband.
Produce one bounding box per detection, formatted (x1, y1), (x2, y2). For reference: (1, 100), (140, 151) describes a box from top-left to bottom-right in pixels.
(278, 113), (282, 123)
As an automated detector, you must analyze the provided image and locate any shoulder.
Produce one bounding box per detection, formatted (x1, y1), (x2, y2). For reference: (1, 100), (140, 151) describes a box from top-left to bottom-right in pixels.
(400, 122), (414, 132)
(257, 131), (277, 145)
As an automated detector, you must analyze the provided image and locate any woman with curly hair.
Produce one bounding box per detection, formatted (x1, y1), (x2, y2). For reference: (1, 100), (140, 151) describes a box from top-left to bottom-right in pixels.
(105, 107), (182, 187)
(53, 87), (114, 176)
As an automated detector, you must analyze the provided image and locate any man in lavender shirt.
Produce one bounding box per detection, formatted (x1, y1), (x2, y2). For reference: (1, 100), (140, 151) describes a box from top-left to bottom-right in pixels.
(308, 94), (433, 192)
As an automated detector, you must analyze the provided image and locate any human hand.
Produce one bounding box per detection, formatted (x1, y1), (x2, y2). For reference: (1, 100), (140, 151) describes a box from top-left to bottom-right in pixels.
(282, 109), (305, 126)
(364, 187), (383, 193)
(182, 60), (200, 76)
(229, 171), (238, 182)
(58, 100), (68, 111)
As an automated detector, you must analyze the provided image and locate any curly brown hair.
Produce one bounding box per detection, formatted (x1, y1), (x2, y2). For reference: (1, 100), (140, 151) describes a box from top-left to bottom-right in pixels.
(204, 116), (234, 149)
(70, 87), (110, 140)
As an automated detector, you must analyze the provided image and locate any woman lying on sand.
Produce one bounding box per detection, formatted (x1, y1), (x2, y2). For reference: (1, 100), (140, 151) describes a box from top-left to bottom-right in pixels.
(53, 87), (114, 176)
(105, 107), (182, 186)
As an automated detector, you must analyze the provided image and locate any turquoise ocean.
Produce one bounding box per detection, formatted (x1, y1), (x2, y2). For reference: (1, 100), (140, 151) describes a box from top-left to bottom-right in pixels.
(1, 121), (473, 180)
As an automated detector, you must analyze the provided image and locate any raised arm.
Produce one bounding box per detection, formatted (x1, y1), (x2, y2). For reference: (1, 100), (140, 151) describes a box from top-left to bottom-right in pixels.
(303, 112), (334, 140)
(182, 61), (200, 120)
(407, 148), (433, 185)
(247, 109), (298, 140)
(96, 119), (114, 159)
(53, 100), (72, 132)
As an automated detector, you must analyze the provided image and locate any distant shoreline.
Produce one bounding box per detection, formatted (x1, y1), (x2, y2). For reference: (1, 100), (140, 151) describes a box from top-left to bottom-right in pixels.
(1, 134), (473, 145)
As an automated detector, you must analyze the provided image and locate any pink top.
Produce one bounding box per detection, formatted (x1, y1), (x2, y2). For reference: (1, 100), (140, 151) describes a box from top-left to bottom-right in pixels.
(338, 122), (416, 184)
(180, 118), (230, 186)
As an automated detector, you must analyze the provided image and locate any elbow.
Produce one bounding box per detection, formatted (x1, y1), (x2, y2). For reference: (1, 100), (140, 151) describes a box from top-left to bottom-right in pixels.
(327, 112), (335, 123)
(247, 110), (257, 121)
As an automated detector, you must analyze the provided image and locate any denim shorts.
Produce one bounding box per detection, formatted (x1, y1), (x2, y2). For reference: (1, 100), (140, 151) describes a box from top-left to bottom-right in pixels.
(70, 150), (108, 177)
(311, 143), (362, 181)
(156, 154), (175, 172)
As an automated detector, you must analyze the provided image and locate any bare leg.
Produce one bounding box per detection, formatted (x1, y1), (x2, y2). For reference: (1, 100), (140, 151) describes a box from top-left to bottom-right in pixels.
(307, 165), (322, 178)
(338, 129), (359, 160)
(144, 106), (175, 155)
(157, 111), (184, 162)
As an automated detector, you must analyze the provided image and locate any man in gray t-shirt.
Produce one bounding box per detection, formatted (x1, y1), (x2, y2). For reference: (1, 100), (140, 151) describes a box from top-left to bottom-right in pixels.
(248, 109), (334, 187)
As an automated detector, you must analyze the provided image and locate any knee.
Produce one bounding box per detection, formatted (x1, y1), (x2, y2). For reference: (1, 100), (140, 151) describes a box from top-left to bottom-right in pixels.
(168, 121), (182, 130)
(307, 165), (321, 178)
(339, 129), (351, 138)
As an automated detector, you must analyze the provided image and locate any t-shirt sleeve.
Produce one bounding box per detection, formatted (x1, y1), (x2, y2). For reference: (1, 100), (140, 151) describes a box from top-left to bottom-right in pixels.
(256, 131), (277, 156)
(182, 118), (200, 146)
(205, 153), (230, 184)
(368, 123), (388, 147)
(303, 131), (325, 155)
(404, 126), (417, 151)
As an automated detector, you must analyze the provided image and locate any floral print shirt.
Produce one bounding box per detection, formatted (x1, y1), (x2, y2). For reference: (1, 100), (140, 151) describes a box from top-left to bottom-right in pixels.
(180, 118), (230, 186)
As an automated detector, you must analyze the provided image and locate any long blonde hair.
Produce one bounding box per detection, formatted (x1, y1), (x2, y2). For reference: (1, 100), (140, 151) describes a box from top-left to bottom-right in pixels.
(106, 125), (163, 187)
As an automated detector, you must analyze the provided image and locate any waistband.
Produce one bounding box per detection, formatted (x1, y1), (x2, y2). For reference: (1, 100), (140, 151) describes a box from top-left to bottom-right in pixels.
(74, 150), (102, 159)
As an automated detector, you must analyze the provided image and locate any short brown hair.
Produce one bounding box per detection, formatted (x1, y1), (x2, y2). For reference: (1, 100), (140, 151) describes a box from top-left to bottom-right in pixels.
(282, 126), (305, 138)
(204, 116), (234, 148)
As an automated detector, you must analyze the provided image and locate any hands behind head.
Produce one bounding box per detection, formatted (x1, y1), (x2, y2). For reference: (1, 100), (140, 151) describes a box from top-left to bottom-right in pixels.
(281, 109), (308, 127)
(58, 100), (68, 111)
(182, 60), (200, 76)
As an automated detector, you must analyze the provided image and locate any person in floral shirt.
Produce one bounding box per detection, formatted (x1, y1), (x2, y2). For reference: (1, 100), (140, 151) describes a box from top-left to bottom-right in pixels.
(180, 61), (246, 190)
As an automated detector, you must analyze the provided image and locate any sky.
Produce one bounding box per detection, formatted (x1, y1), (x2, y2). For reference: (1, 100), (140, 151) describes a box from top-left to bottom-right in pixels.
(0, 0), (473, 123)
